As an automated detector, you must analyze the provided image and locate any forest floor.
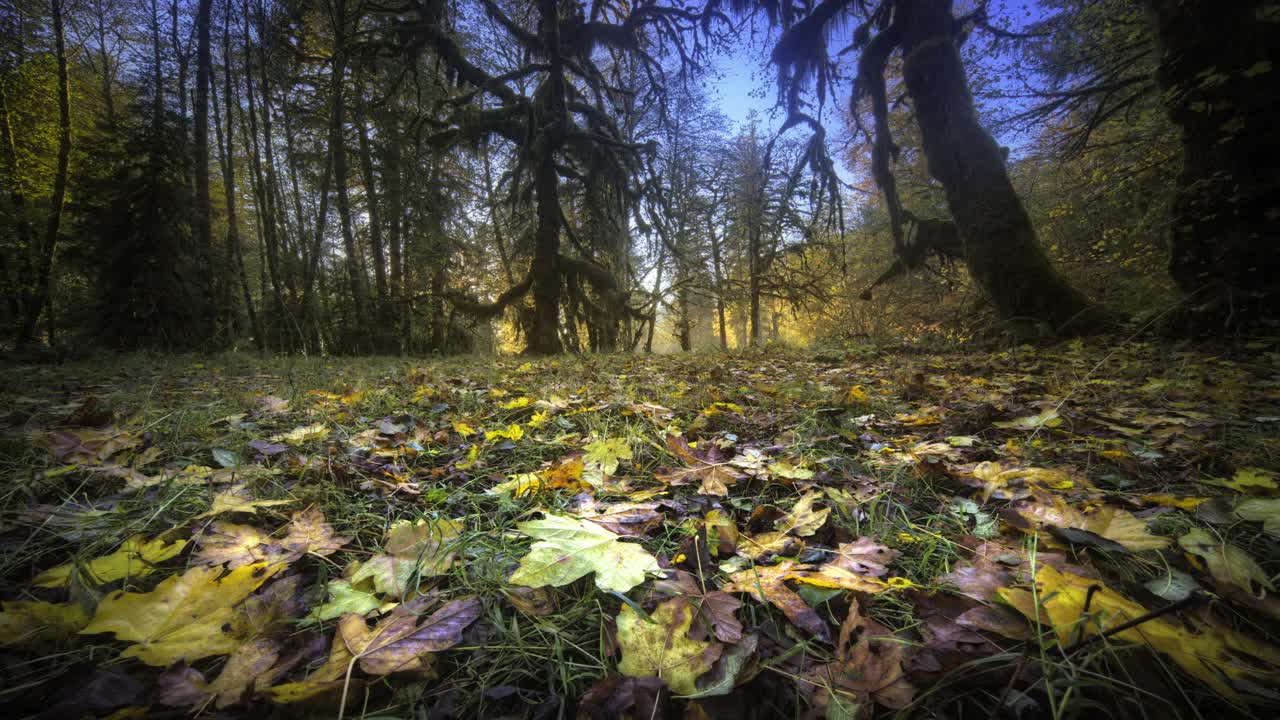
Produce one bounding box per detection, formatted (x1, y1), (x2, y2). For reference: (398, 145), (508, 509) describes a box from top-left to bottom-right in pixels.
(1, 340), (1279, 719)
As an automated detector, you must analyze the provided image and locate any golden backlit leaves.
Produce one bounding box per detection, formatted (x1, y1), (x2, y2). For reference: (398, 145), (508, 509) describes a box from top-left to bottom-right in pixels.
(79, 562), (282, 666)
(1000, 564), (1280, 702)
(1012, 497), (1170, 551)
(33, 535), (188, 587)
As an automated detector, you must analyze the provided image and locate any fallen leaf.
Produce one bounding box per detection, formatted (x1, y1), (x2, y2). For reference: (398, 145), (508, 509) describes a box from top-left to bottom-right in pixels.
(994, 407), (1062, 431)
(509, 514), (660, 593)
(196, 484), (294, 518)
(1000, 564), (1280, 701)
(34, 535), (188, 588)
(280, 507), (351, 558)
(1012, 498), (1169, 551)
(194, 522), (291, 568)
(656, 435), (745, 496)
(806, 600), (914, 712)
(339, 596), (481, 675)
(584, 437), (633, 475)
(0, 600), (89, 646)
(351, 517), (462, 598)
(653, 570), (743, 643)
(80, 562), (282, 666)
(1178, 528), (1274, 596)
(616, 598), (722, 695)
(1235, 497), (1280, 535)
(681, 633), (759, 698)
(827, 537), (900, 577)
(272, 423), (330, 446)
(722, 561), (833, 642)
(574, 498), (664, 537)
(774, 491), (829, 537)
(1199, 467), (1278, 494)
(161, 637), (282, 708)
(311, 577), (385, 621)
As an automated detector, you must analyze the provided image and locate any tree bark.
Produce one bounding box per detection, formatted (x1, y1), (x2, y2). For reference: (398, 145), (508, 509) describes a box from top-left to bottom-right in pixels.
(354, 70), (388, 316)
(708, 217), (728, 350)
(328, 0), (370, 346)
(215, 3), (262, 349)
(526, 0), (566, 355)
(241, 0), (285, 347)
(1147, 0), (1280, 332)
(193, 0), (215, 340)
(0, 83), (33, 328)
(896, 0), (1109, 335)
(18, 0), (71, 346)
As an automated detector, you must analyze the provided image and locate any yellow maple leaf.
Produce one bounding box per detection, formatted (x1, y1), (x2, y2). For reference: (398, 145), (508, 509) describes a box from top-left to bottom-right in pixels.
(195, 484), (294, 519)
(271, 423), (330, 445)
(1000, 564), (1280, 701)
(80, 562), (283, 666)
(1014, 498), (1169, 551)
(34, 535), (188, 588)
(0, 600), (89, 646)
(616, 599), (721, 695)
(485, 424), (524, 442)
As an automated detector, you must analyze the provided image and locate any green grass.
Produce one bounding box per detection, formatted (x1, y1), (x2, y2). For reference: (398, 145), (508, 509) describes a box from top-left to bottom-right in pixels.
(1, 341), (1277, 718)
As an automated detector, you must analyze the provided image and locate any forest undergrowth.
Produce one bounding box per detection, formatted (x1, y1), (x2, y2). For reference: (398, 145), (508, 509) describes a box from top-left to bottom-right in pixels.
(1, 338), (1278, 719)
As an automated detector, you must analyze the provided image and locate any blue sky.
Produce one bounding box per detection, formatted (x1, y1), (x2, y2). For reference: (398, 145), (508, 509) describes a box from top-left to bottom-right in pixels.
(706, 0), (1051, 142)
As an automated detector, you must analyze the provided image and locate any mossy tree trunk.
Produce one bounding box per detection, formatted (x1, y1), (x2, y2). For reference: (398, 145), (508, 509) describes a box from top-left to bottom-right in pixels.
(896, 0), (1109, 335)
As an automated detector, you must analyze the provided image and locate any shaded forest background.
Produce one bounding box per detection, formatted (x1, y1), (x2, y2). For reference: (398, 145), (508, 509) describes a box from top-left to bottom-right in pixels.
(1, 0), (1275, 356)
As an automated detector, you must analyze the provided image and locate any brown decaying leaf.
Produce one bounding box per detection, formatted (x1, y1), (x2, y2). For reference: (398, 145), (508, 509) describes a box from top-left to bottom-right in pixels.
(806, 600), (914, 713)
(653, 570), (743, 643)
(157, 638), (283, 708)
(339, 596), (482, 675)
(722, 561), (834, 643)
(193, 522), (291, 568)
(655, 435), (746, 496)
(235, 575), (306, 638)
(828, 537), (900, 577)
(573, 496), (664, 537)
(280, 506), (351, 557)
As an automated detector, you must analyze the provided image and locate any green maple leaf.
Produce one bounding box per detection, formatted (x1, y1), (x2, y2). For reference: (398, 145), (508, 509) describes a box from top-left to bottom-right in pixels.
(509, 514), (659, 593)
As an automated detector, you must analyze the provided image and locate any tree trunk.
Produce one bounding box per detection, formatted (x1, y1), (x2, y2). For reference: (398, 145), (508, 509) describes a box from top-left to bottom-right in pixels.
(646, 243), (666, 353)
(92, 1), (117, 131)
(193, 0), (215, 340)
(1147, 0), (1280, 332)
(897, 0), (1109, 335)
(253, 0), (293, 301)
(18, 0), (71, 346)
(328, 0), (370, 347)
(709, 221), (728, 350)
(150, 0), (163, 134)
(216, 5), (262, 349)
(241, 0), (285, 348)
(170, 0), (190, 193)
(526, 0), (566, 355)
(382, 115), (405, 351)
(0, 83), (33, 329)
(354, 71), (388, 316)
(748, 221), (761, 346)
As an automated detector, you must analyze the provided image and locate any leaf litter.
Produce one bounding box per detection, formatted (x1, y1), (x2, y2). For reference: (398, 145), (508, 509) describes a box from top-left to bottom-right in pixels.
(0, 342), (1278, 717)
